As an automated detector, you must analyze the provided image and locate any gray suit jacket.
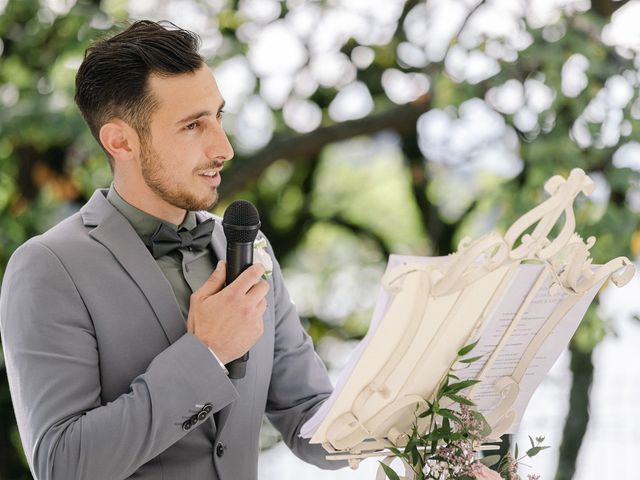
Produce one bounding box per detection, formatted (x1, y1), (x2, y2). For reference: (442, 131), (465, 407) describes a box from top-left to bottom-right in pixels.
(0, 189), (342, 480)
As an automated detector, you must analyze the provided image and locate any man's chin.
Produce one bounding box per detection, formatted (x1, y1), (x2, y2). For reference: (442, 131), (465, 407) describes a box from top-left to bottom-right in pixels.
(179, 185), (219, 211)
(164, 191), (218, 212)
(203, 192), (219, 212)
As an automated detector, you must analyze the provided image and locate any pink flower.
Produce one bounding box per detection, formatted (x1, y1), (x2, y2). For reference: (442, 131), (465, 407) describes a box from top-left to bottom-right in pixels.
(470, 462), (503, 480)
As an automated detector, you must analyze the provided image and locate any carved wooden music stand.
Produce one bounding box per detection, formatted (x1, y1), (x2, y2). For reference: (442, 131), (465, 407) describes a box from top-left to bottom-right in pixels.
(301, 169), (635, 480)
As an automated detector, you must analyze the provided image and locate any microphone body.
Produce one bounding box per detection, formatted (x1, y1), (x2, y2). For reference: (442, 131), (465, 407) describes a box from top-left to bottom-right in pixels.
(222, 200), (261, 379)
(225, 242), (254, 286)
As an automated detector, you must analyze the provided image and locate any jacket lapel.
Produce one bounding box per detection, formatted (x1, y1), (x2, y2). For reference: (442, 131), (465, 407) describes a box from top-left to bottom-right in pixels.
(80, 189), (185, 344)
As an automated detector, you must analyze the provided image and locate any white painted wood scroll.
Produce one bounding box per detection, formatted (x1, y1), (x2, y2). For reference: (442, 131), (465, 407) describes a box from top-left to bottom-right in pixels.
(300, 168), (635, 470)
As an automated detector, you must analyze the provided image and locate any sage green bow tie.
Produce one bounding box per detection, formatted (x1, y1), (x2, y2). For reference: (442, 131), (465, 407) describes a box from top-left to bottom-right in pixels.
(147, 218), (215, 259)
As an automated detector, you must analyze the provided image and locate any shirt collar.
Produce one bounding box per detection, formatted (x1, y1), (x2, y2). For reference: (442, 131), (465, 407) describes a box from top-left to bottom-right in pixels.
(106, 184), (198, 243)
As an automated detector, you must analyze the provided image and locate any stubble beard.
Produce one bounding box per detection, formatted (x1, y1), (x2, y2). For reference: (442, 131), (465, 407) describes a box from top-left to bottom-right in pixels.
(139, 137), (219, 212)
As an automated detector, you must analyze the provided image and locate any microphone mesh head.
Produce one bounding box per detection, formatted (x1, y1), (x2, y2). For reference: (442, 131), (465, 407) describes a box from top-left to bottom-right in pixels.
(222, 200), (261, 243)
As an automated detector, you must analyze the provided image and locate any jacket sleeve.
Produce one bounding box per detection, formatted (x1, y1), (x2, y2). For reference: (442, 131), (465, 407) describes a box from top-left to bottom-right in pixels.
(0, 241), (239, 480)
(263, 239), (347, 470)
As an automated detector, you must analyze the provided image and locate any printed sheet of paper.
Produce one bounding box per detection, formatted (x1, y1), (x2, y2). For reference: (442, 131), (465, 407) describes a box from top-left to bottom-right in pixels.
(458, 263), (603, 433)
(301, 255), (603, 443)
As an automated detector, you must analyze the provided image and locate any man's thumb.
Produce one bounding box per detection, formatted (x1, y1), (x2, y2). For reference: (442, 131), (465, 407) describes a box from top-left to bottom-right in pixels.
(200, 260), (226, 296)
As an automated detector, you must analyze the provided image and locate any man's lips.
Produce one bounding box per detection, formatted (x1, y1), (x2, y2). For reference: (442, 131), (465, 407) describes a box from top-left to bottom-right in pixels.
(198, 170), (221, 186)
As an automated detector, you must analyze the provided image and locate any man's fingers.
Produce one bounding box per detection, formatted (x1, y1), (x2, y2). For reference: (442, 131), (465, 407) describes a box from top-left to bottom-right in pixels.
(257, 298), (267, 314)
(197, 261), (227, 297)
(246, 279), (269, 302)
(229, 263), (266, 294)
(187, 312), (195, 334)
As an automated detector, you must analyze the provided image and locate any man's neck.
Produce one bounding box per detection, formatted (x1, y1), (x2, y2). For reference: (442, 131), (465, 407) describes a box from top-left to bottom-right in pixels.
(112, 179), (187, 226)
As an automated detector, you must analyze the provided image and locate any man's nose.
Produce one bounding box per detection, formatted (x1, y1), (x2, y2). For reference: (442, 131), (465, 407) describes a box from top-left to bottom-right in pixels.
(207, 123), (234, 162)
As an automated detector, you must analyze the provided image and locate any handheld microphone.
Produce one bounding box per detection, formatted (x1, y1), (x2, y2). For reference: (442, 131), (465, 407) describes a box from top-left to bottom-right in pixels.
(222, 200), (261, 379)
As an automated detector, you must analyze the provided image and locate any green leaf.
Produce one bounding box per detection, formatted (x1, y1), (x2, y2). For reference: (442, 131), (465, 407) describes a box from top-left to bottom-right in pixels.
(442, 416), (450, 432)
(457, 339), (479, 357)
(438, 408), (462, 423)
(458, 355), (484, 364)
(379, 462), (401, 480)
(470, 410), (492, 437)
(479, 422), (492, 438)
(443, 379), (481, 394)
(405, 437), (416, 453)
(470, 410), (488, 422)
(428, 426), (458, 440)
(445, 393), (475, 406)
(438, 376), (449, 394)
(526, 445), (550, 457)
(409, 445), (420, 466)
(479, 455), (501, 467)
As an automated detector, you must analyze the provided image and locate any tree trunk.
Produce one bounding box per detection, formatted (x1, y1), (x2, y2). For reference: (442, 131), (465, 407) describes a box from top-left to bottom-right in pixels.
(554, 343), (594, 480)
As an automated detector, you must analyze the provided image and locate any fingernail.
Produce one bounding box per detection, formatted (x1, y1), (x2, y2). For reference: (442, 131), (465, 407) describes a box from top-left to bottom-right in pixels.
(216, 260), (223, 269)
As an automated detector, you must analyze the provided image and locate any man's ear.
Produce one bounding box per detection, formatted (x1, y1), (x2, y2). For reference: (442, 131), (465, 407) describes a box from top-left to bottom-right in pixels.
(98, 119), (140, 164)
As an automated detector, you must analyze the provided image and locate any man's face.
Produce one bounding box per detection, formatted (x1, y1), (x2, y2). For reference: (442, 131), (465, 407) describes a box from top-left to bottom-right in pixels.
(139, 64), (233, 213)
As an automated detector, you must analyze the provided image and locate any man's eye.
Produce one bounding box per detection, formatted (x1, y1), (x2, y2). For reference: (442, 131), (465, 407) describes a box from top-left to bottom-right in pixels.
(217, 110), (225, 120)
(185, 121), (199, 130)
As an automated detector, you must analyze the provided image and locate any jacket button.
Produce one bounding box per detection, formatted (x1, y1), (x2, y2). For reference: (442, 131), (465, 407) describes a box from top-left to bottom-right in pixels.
(190, 414), (199, 425)
(182, 419), (192, 431)
(203, 403), (213, 414)
(216, 442), (226, 457)
(197, 410), (208, 422)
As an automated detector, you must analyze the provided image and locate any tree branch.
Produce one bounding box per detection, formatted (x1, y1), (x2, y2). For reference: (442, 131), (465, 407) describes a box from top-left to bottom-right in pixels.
(219, 95), (431, 197)
(393, 0), (422, 40)
(590, 0), (630, 17)
(327, 214), (392, 259)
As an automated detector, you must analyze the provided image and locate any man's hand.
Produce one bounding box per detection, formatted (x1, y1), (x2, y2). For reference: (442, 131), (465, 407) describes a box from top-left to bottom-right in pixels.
(187, 261), (269, 364)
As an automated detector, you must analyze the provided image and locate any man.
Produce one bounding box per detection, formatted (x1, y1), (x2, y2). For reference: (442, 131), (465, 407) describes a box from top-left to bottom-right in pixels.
(0, 20), (344, 479)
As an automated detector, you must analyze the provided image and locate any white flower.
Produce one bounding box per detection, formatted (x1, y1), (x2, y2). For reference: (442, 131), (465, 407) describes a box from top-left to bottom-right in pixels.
(253, 237), (273, 279)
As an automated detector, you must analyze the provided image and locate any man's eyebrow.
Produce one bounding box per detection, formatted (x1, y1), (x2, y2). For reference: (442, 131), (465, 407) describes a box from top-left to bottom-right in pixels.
(175, 101), (226, 125)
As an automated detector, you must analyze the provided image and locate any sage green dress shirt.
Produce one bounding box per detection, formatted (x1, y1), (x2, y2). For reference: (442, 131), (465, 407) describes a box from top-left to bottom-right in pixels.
(106, 186), (218, 322)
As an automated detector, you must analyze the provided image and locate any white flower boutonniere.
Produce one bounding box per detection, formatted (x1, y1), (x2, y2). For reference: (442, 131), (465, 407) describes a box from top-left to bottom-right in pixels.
(253, 237), (273, 279)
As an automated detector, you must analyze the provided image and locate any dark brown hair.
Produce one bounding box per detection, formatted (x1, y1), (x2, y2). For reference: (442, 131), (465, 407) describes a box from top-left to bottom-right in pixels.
(74, 20), (203, 167)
